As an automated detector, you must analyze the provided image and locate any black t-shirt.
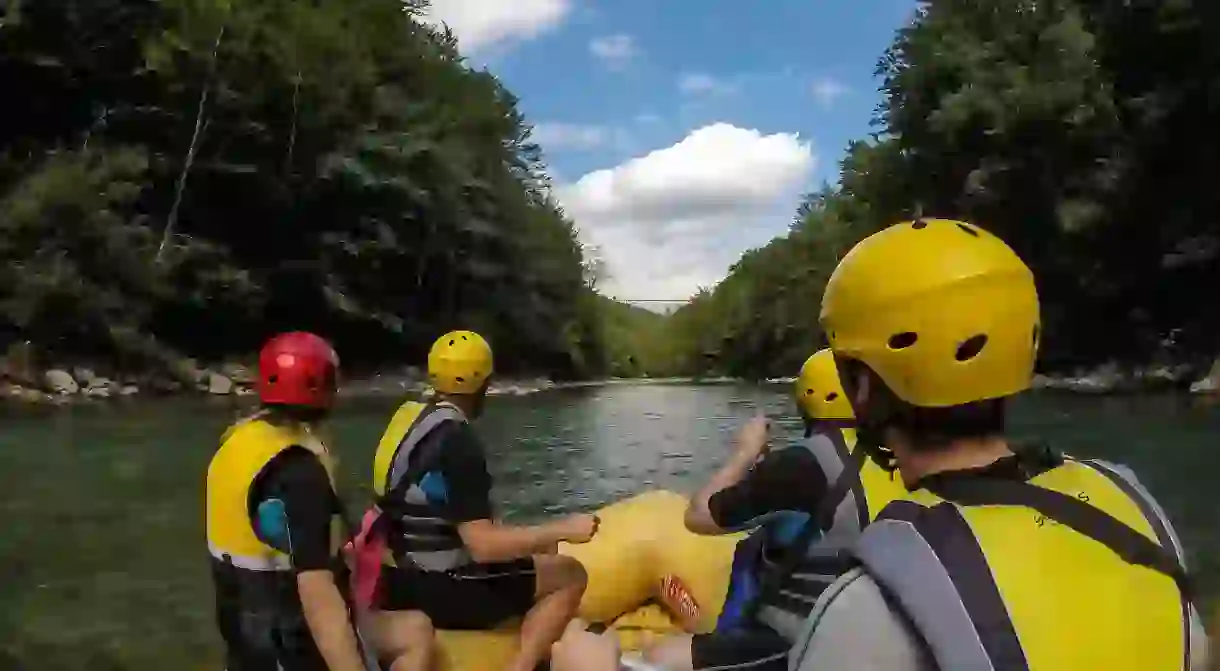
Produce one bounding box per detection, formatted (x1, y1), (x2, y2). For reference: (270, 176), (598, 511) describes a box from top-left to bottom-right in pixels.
(707, 442), (830, 532)
(420, 421), (495, 523)
(248, 447), (337, 573)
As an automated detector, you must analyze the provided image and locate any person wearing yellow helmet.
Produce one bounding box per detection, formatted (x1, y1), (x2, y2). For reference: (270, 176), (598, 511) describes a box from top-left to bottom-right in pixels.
(786, 218), (1207, 671)
(357, 330), (599, 671)
(630, 349), (906, 671)
(793, 348), (856, 431)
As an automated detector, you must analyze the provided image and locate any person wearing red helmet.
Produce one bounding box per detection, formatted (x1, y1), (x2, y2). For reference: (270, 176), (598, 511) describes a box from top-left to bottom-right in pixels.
(205, 332), (434, 671)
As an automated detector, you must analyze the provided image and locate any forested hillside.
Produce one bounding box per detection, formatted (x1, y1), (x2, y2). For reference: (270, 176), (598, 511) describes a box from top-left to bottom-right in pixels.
(0, 0), (630, 389)
(661, 0), (1220, 380)
(5, 0), (1218, 392)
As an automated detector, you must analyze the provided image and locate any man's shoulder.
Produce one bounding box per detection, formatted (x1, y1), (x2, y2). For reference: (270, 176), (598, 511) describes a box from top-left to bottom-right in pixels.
(255, 446), (328, 494)
(438, 417), (481, 447)
(750, 441), (826, 480)
(809, 567), (883, 619)
(434, 419), (487, 468)
(793, 568), (928, 671)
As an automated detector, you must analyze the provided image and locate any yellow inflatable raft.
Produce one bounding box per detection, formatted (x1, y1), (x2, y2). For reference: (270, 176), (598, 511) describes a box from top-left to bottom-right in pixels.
(433, 490), (744, 670)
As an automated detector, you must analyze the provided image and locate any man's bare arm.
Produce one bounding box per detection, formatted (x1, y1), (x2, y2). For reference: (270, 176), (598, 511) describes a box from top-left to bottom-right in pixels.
(458, 514), (597, 563)
(791, 569), (928, 671)
(298, 570), (368, 671)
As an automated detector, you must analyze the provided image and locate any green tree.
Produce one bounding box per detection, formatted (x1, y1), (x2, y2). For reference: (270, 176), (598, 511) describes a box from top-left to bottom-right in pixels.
(0, 0), (638, 384)
(665, 0), (1220, 379)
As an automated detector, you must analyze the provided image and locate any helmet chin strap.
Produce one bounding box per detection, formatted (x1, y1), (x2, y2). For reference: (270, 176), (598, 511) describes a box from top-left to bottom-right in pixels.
(850, 368), (900, 474)
(855, 427), (899, 474)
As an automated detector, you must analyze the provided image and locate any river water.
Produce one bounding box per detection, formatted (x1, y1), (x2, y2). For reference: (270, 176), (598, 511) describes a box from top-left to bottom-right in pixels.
(2, 382), (1217, 669)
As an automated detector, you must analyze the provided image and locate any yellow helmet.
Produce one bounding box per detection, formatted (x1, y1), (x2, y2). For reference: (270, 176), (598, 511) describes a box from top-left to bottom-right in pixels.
(820, 218), (1039, 408)
(427, 330), (493, 395)
(795, 349), (854, 421)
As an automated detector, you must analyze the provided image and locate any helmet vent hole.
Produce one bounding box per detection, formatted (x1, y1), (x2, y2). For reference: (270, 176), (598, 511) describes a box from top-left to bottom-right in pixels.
(911, 220), (927, 229)
(267, 375), (278, 384)
(956, 335), (988, 361)
(887, 332), (918, 350)
(448, 339), (456, 346)
(456, 376), (465, 383)
(955, 222), (980, 237)
(825, 392), (839, 402)
(461, 335), (468, 340)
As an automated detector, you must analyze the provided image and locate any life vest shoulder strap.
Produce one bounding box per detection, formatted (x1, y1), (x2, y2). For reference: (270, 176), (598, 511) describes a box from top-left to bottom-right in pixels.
(921, 464), (1193, 600)
(379, 402), (465, 508)
(1073, 457), (1188, 565)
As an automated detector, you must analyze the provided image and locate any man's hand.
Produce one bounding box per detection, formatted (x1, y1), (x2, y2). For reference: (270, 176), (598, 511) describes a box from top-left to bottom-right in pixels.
(734, 413), (770, 461)
(552, 513), (600, 544)
(552, 620), (619, 671)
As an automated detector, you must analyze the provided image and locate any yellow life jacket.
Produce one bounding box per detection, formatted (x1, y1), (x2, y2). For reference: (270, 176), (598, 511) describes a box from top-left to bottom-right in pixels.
(370, 400), (473, 572)
(853, 454), (1192, 670)
(753, 425), (908, 639)
(206, 416), (379, 671)
(205, 415), (342, 570)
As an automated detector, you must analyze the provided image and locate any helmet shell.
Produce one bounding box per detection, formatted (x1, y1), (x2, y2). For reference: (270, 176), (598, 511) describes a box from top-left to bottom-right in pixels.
(795, 349), (855, 421)
(256, 332), (339, 409)
(428, 330), (493, 395)
(820, 218), (1039, 408)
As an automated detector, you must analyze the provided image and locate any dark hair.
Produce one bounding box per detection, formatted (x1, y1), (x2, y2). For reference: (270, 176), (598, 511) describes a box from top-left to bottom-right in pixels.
(848, 364), (1007, 452)
(891, 399), (1006, 452)
(261, 403), (328, 424)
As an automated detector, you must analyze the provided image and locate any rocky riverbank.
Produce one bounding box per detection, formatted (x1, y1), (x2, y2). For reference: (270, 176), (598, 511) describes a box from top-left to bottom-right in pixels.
(1031, 360), (1219, 395)
(0, 340), (575, 406)
(0, 364), (567, 405)
(338, 367), (568, 399)
(764, 359), (1220, 395)
(1, 333), (733, 406)
(0, 362), (252, 404)
(5, 346), (1219, 405)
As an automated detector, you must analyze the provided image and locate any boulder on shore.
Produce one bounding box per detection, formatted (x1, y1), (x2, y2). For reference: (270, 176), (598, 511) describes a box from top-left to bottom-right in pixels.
(43, 369), (79, 395)
(206, 373), (235, 395)
(1032, 361), (1196, 394)
(1189, 357), (1220, 394)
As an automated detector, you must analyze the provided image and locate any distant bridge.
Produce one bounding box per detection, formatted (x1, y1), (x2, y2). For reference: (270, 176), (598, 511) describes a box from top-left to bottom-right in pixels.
(606, 297), (693, 313)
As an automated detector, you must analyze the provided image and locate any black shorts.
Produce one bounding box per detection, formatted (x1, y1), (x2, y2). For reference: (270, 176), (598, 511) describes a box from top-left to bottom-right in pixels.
(216, 606), (328, 671)
(690, 627), (789, 671)
(376, 558), (538, 630)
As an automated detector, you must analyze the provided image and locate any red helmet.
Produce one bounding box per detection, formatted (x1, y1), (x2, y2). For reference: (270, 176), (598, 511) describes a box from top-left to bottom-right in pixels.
(256, 332), (339, 409)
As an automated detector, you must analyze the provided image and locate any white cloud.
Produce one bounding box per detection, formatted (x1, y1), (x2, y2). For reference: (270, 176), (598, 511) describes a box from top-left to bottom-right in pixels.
(419, 0), (571, 54)
(810, 77), (848, 108)
(589, 34), (638, 70)
(556, 123), (816, 301)
(678, 73), (735, 95)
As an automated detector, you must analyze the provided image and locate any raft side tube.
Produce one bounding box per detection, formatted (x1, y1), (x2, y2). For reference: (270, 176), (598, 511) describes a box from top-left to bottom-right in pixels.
(432, 489), (744, 670)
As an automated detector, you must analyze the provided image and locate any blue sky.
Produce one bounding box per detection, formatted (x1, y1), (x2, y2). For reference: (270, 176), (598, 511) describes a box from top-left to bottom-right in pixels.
(422, 0), (918, 302)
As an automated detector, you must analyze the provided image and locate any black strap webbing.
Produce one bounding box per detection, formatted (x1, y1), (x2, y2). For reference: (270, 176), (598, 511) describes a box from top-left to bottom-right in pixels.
(926, 476), (1194, 601)
(744, 444), (867, 621)
(803, 418), (855, 437)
